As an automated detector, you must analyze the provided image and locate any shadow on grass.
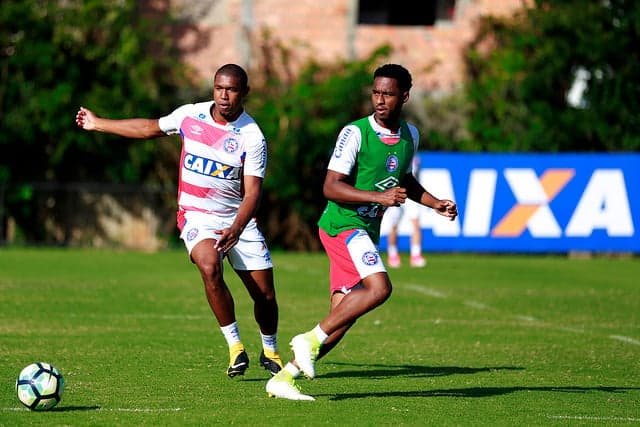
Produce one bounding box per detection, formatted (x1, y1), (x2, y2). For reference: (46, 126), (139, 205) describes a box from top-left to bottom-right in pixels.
(329, 386), (640, 400)
(320, 361), (524, 379)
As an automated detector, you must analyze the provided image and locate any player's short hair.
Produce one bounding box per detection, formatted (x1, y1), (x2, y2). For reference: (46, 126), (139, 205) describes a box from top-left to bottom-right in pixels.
(374, 64), (412, 92)
(215, 64), (249, 90)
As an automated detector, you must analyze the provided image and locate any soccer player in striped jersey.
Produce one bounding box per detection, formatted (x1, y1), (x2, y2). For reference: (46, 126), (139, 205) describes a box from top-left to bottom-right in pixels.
(76, 64), (283, 379)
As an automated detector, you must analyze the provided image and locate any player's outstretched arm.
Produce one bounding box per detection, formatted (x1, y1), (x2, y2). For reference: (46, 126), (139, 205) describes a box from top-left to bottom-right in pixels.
(75, 106), (165, 139)
(402, 172), (458, 221)
(416, 190), (458, 221)
(432, 199), (458, 221)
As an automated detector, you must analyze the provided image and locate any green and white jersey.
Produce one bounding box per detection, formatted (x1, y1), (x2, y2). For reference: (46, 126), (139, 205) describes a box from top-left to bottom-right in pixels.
(318, 114), (419, 243)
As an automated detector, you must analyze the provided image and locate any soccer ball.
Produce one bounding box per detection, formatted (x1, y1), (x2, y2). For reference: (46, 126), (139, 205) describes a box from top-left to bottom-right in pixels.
(16, 362), (65, 411)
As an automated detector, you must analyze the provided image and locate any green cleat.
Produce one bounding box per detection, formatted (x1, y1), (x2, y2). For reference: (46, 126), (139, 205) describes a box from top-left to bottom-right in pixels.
(266, 371), (315, 401)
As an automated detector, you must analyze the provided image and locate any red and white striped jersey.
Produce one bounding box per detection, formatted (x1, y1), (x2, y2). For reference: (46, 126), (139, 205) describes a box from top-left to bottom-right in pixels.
(158, 101), (267, 228)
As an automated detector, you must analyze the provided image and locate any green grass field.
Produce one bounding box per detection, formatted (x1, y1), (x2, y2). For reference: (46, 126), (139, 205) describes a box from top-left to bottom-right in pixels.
(1, 248), (639, 426)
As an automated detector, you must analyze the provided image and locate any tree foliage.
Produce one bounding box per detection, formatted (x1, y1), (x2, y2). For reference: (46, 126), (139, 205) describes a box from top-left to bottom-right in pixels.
(407, 89), (473, 151)
(1, 0), (192, 184)
(464, 0), (640, 152)
(0, 0), (192, 240)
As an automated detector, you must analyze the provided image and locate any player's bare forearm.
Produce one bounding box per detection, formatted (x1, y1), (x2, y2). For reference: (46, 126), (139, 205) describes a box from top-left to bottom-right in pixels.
(233, 193), (260, 233)
(90, 117), (164, 139)
(424, 194), (458, 221)
(404, 173), (457, 220)
(214, 176), (262, 252)
(215, 196), (258, 253)
(418, 190), (441, 209)
(75, 107), (164, 139)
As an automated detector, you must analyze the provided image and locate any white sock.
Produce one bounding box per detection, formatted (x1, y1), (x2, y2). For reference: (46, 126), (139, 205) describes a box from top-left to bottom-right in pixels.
(410, 244), (422, 257)
(220, 322), (241, 347)
(261, 332), (278, 352)
(388, 245), (399, 257)
(284, 362), (300, 378)
(312, 324), (328, 344)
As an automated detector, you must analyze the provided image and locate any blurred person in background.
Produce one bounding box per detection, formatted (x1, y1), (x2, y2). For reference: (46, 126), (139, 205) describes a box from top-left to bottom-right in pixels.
(385, 156), (427, 268)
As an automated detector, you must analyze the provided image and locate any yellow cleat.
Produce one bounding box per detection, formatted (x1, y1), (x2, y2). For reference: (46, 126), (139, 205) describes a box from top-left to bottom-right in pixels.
(227, 343), (249, 378)
(260, 350), (283, 376)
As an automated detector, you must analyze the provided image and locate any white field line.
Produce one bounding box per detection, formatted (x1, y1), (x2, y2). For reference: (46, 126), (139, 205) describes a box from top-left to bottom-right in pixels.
(405, 284), (447, 298)
(464, 300), (488, 310)
(609, 335), (640, 346)
(513, 315), (537, 322)
(403, 283), (638, 345)
(547, 415), (640, 422)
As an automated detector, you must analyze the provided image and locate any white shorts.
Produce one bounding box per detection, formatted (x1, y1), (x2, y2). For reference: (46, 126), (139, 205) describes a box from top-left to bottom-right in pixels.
(319, 228), (386, 292)
(385, 199), (422, 226)
(179, 211), (273, 271)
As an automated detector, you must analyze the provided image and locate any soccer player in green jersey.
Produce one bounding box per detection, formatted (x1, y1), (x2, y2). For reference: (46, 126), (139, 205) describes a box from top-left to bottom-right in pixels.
(266, 64), (458, 400)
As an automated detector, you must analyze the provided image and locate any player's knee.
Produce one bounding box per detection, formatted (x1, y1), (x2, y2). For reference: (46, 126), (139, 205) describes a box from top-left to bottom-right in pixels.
(253, 286), (277, 306)
(369, 281), (392, 305)
(197, 261), (223, 283)
(379, 283), (392, 302)
(262, 289), (277, 302)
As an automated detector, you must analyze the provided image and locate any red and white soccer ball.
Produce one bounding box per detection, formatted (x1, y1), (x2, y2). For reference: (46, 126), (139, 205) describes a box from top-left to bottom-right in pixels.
(16, 362), (65, 411)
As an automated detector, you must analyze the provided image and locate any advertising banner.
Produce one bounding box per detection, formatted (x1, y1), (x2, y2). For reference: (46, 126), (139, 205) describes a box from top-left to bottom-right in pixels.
(379, 153), (639, 253)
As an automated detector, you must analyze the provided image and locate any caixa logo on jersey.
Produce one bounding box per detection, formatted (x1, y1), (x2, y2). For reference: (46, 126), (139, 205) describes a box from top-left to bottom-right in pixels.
(393, 153), (640, 253)
(183, 153), (240, 180)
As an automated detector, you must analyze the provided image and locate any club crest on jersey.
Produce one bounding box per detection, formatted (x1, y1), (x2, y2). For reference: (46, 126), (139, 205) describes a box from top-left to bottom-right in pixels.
(224, 137), (239, 153)
(186, 228), (199, 241)
(362, 251), (379, 266)
(184, 153), (240, 179)
(386, 154), (399, 172)
(198, 113), (207, 120)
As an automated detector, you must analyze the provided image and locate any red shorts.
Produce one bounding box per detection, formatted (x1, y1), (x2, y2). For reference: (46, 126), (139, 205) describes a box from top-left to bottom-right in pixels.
(319, 228), (386, 293)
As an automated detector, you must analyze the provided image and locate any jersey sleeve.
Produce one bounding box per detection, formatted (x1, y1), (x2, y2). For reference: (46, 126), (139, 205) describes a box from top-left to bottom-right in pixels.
(327, 125), (361, 175)
(242, 128), (267, 178)
(158, 104), (193, 135)
(407, 123), (420, 174)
